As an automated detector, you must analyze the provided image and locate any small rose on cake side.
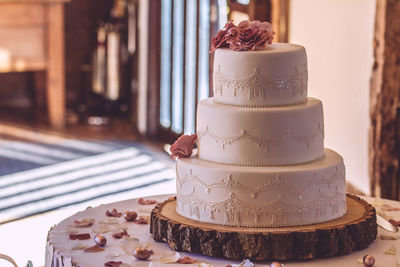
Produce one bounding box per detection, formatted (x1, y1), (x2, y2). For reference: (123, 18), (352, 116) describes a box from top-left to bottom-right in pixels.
(170, 134), (197, 159)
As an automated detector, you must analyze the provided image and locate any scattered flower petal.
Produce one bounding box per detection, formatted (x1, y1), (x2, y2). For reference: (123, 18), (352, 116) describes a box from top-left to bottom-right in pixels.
(170, 134), (197, 159)
(92, 225), (112, 234)
(177, 256), (197, 264)
(197, 263), (213, 267)
(84, 245), (105, 253)
(134, 217), (149, 225)
(390, 219), (400, 227)
(106, 208), (123, 217)
(138, 198), (158, 205)
(61, 227), (78, 234)
(106, 251), (121, 258)
(113, 229), (130, 239)
(69, 233), (90, 240)
(381, 204), (400, 211)
(71, 243), (86, 250)
(133, 248), (153, 260)
(231, 259), (254, 267)
(73, 218), (94, 227)
(160, 252), (181, 263)
(380, 234), (397, 240)
(105, 261), (123, 267)
(356, 258), (363, 264)
(100, 218), (119, 224)
(385, 244), (397, 255)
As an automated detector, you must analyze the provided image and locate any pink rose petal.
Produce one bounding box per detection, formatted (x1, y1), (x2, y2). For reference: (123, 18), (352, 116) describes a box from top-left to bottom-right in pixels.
(105, 261), (123, 267)
(106, 208), (123, 217)
(170, 134), (197, 159)
(177, 256), (197, 264)
(138, 198), (158, 205)
(69, 233), (91, 240)
(134, 217), (149, 225)
(84, 245), (105, 253)
(381, 204), (400, 211)
(112, 229), (129, 239)
(74, 219), (94, 227)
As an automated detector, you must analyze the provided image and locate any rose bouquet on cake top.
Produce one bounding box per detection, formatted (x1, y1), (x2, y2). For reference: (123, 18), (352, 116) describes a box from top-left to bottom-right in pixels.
(210, 20), (275, 52)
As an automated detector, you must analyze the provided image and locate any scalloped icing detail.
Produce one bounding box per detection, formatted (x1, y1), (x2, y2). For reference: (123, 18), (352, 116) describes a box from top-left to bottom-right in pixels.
(196, 154), (324, 167)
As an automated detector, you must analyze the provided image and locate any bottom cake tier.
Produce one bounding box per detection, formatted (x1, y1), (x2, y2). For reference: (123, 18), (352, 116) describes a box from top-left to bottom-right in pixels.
(176, 148), (346, 227)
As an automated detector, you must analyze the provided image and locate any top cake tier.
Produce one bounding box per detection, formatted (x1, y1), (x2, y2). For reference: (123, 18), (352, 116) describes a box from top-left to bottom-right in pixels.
(213, 43), (308, 107)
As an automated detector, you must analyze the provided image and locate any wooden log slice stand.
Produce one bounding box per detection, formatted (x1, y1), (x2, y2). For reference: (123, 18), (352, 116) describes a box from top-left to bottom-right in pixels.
(150, 194), (377, 261)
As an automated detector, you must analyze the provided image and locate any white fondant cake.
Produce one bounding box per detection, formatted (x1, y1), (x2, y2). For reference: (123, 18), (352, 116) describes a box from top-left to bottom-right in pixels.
(197, 97), (324, 166)
(213, 44), (308, 107)
(176, 43), (347, 227)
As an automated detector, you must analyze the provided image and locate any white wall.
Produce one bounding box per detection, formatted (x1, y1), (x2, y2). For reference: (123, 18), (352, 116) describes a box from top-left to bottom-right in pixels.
(289, 0), (376, 194)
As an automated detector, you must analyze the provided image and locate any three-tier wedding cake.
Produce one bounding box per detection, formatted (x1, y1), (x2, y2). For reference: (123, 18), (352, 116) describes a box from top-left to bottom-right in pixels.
(174, 22), (346, 228)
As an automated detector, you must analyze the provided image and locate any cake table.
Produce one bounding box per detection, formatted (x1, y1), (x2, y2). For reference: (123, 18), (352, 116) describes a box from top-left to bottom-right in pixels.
(47, 194), (399, 267)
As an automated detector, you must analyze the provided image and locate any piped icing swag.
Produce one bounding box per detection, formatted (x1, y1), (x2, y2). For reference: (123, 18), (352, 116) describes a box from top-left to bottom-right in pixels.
(210, 20), (275, 52)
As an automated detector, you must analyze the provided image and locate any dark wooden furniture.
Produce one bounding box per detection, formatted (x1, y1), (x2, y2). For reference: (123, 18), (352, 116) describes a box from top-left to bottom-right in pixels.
(0, 0), (69, 128)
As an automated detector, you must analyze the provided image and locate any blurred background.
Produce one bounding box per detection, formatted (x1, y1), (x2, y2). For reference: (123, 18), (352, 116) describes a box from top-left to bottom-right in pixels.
(0, 0), (398, 265)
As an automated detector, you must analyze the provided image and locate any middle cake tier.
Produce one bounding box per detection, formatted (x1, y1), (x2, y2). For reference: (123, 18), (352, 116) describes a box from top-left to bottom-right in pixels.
(197, 97), (324, 166)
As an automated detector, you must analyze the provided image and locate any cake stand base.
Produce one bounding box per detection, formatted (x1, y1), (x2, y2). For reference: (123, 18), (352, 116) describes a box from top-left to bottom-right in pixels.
(150, 194), (377, 260)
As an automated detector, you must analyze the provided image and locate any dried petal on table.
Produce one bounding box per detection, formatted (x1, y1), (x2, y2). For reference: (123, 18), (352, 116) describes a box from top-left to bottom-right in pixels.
(381, 204), (400, 211)
(133, 248), (153, 260)
(61, 227), (79, 234)
(73, 218), (95, 227)
(389, 219), (400, 227)
(105, 261), (123, 267)
(106, 251), (121, 258)
(84, 245), (105, 253)
(100, 218), (119, 224)
(385, 244), (397, 255)
(231, 259), (254, 267)
(356, 258), (363, 264)
(138, 198), (158, 205)
(92, 225), (112, 234)
(197, 263), (213, 267)
(160, 252), (181, 263)
(177, 256), (197, 264)
(69, 233), (90, 240)
(113, 229), (130, 239)
(380, 234), (397, 240)
(106, 208), (123, 217)
(134, 217), (149, 224)
(71, 243), (87, 250)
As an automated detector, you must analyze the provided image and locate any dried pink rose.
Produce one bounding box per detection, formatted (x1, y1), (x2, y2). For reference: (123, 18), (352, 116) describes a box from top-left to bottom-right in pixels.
(210, 20), (237, 53)
(170, 134), (197, 159)
(227, 20), (274, 51)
